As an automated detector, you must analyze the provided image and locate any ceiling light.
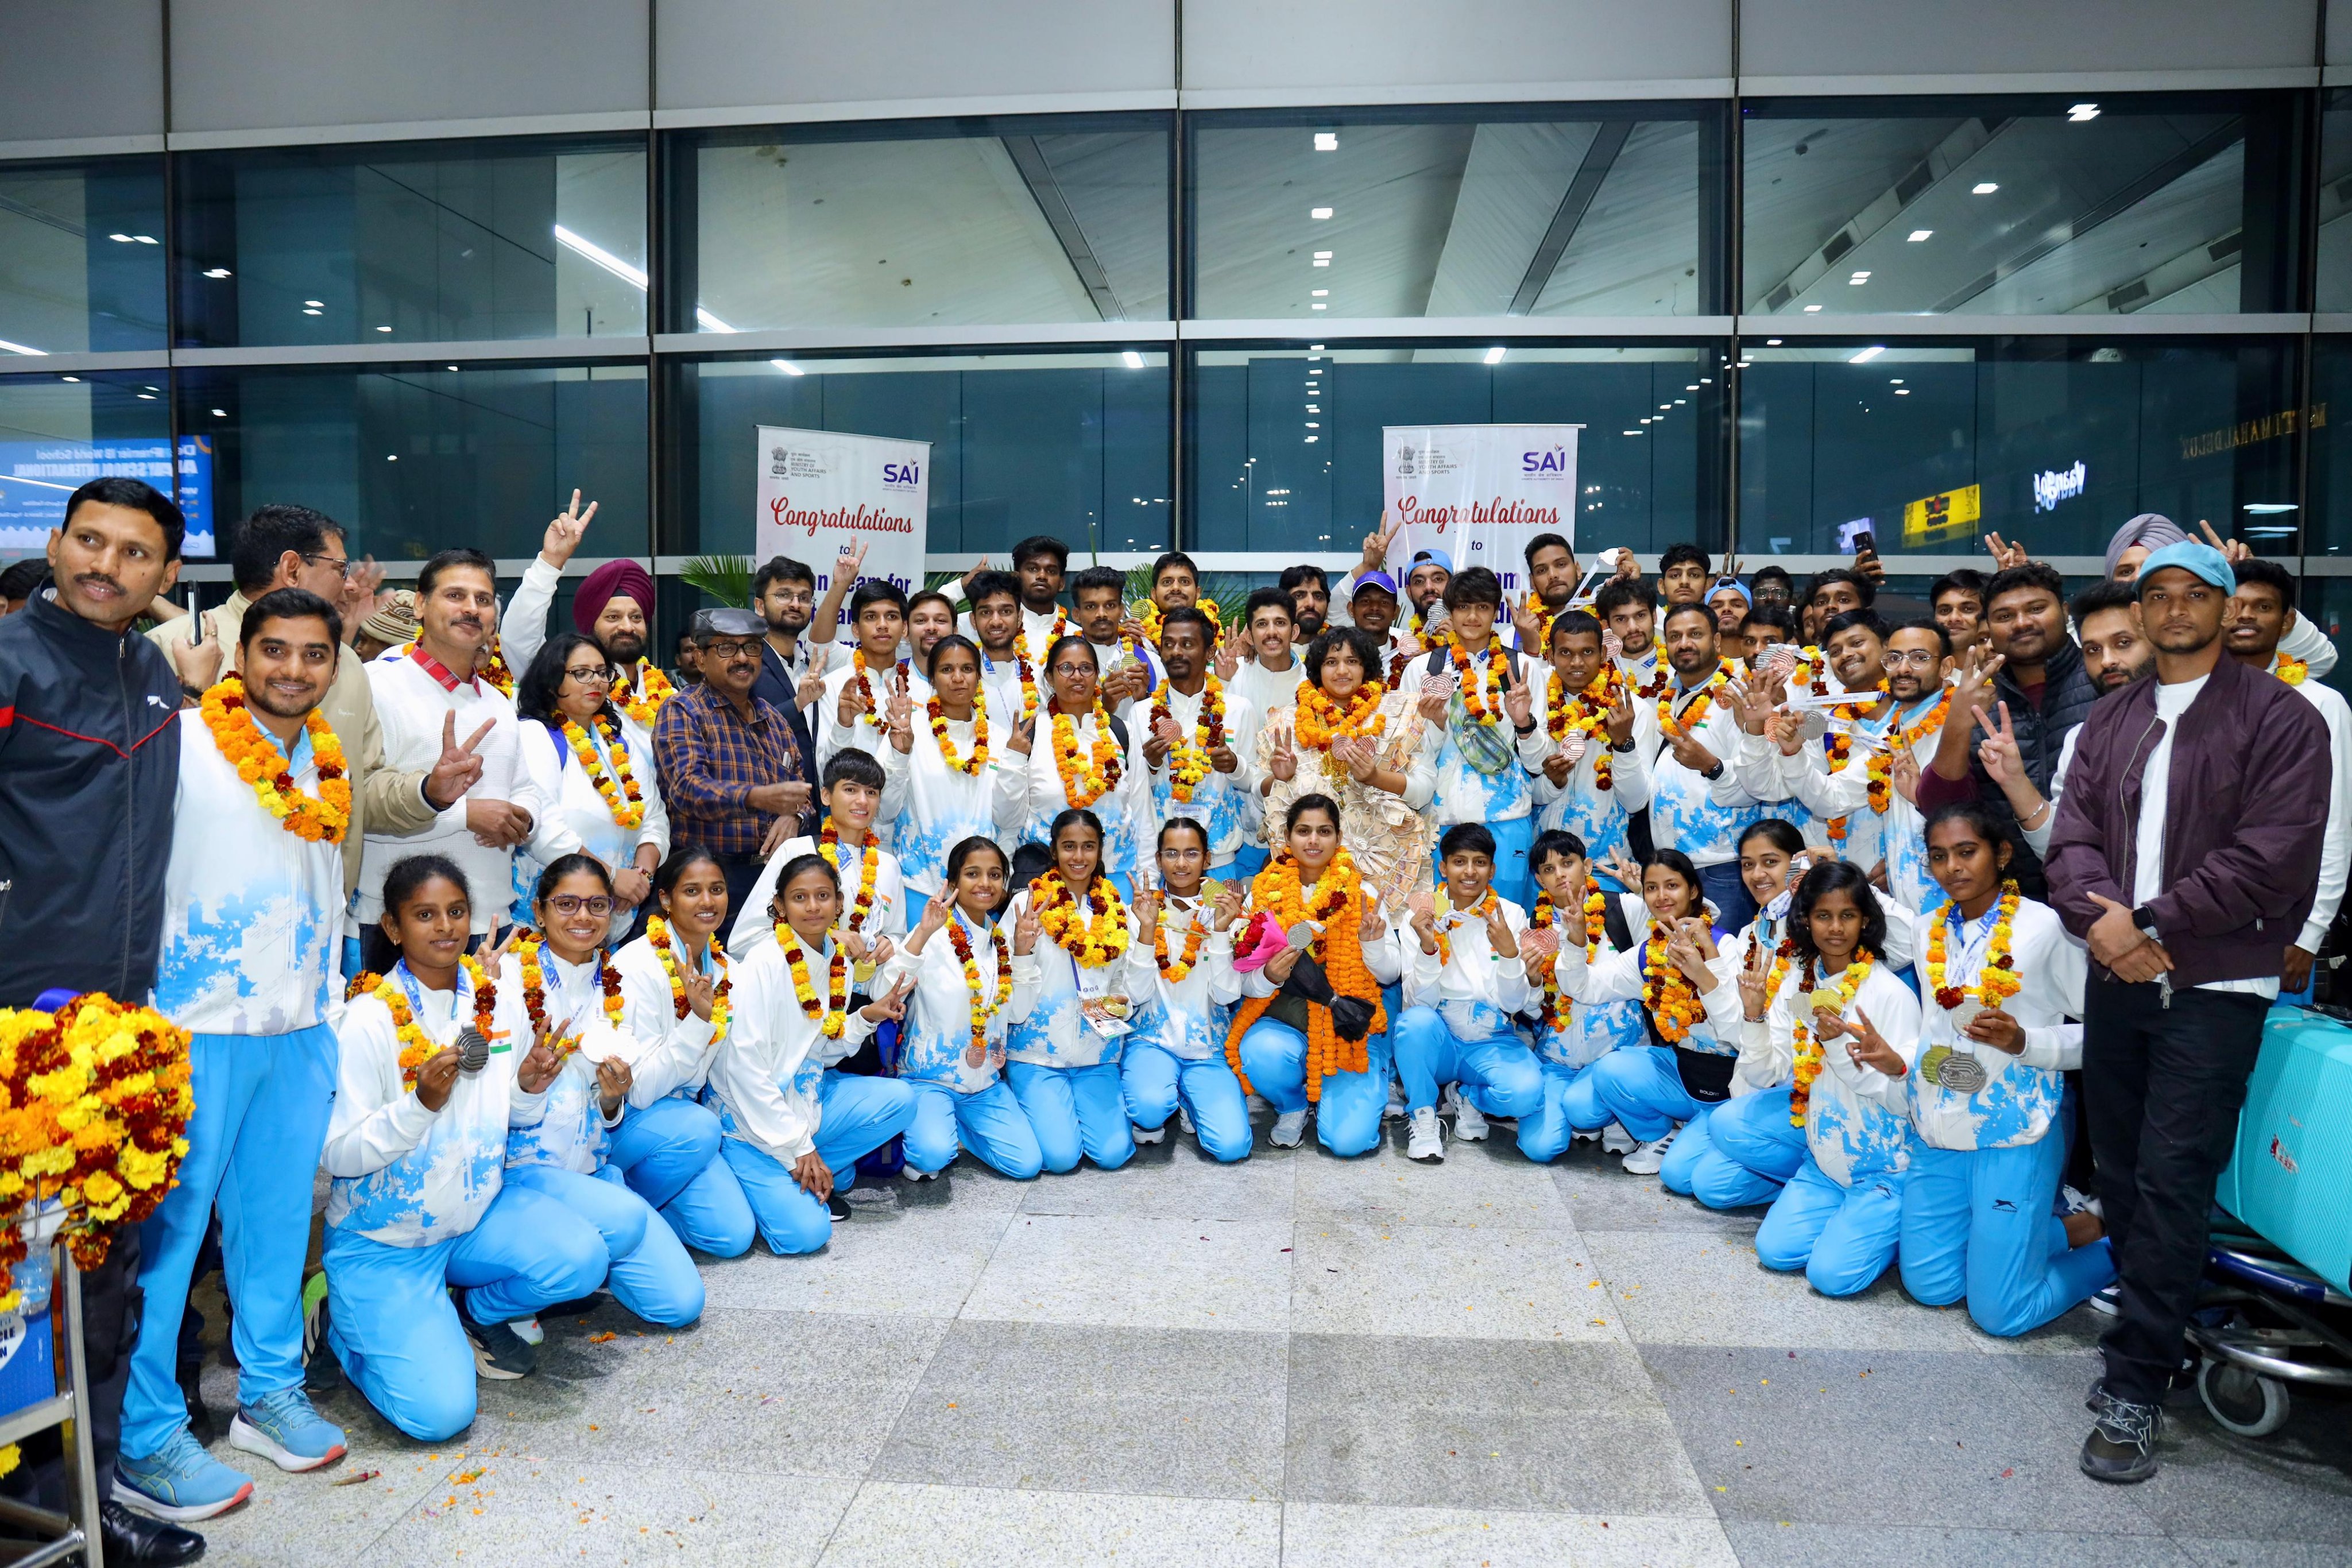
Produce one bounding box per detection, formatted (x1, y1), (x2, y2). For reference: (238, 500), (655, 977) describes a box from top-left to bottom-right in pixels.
(695, 306), (738, 332)
(203, 268), (232, 279)
(1309, 344), (1324, 351)
(1623, 430), (1641, 436)
(1659, 403), (1672, 411)
(1765, 339), (1781, 346)
(2067, 103), (2100, 122)
(1305, 422), (1320, 428)
(772, 359), (805, 375)
(1890, 378), (1904, 384)
(1908, 229), (1932, 242)
(2243, 502), (2300, 514)
(60, 375), (79, 382)
(0, 339), (45, 356)
(1305, 405), (1320, 412)
(447, 365), (460, 371)
(1641, 417), (1653, 424)
(303, 299), (324, 308)
(1121, 350), (1145, 370)
(1484, 347), (1507, 365)
(1972, 182), (1999, 195)
(1310, 302), (1326, 309)
(1313, 258), (1329, 267)
(211, 408), (226, 416)
(1314, 132), (1338, 151)
(376, 324), (392, 332)
(553, 224), (649, 290)
(107, 233), (133, 242)
(1305, 435), (1319, 443)
(1685, 384), (1700, 391)
(133, 235), (156, 244)
(302, 308), (322, 316)
(1850, 345), (1885, 363)
(386, 454), (397, 461)
(136, 392), (155, 400)
(1313, 251), (1332, 260)
(1310, 207), (1333, 220)
(1894, 388), (1910, 395)
(1312, 289), (1328, 297)
(1803, 304), (1823, 312)
(1849, 270), (1871, 284)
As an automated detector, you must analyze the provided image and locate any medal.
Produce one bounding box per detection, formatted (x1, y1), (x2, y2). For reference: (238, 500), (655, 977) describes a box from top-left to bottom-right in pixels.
(1808, 989), (1844, 1016)
(1562, 731), (1588, 765)
(455, 1027), (491, 1074)
(1935, 1050), (1987, 1094)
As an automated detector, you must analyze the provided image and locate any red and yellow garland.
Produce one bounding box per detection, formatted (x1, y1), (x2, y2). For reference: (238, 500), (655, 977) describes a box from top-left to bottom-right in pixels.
(1547, 664), (1625, 791)
(1430, 887), (1499, 967)
(1294, 679), (1387, 781)
(780, 930), (851, 1039)
(1153, 907), (1208, 982)
(1030, 870), (1132, 967)
(2274, 653), (2308, 686)
(1926, 882), (2024, 1013)
(819, 819), (882, 935)
(1642, 923), (1705, 1043)
(200, 674), (352, 843)
(563, 710), (645, 830)
(346, 954), (494, 1088)
(1659, 667), (1731, 740)
(516, 936), (624, 1067)
(1050, 700), (1123, 807)
(1154, 675), (1227, 802)
(946, 917), (1015, 1066)
(614, 663), (676, 729)
(1448, 633), (1512, 726)
(647, 913), (731, 1041)
(1790, 948), (1874, 1128)
(930, 684), (989, 776)
(1224, 848), (1388, 1102)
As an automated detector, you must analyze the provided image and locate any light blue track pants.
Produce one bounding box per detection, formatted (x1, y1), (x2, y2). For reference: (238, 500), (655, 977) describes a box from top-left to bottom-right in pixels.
(323, 1185), (609, 1441)
(1562, 1044), (1707, 1143)
(1430, 815), (1534, 911)
(722, 1074), (919, 1253)
(1899, 1136), (2117, 1337)
(1685, 1086), (1805, 1210)
(608, 1095), (756, 1257)
(1121, 1043), (1253, 1163)
(499, 1163), (704, 1326)
(902, 1079), (1046, 1178)
(125, 1024), (338, 1459)
(1755, 1155), (1906, 1297)
(1007, 1059), (1137, 1174)
(1392, 1006), (1546, 1121)
(1512, 1059), (1590, 1162)
(1236, 1018), (1392, 1156)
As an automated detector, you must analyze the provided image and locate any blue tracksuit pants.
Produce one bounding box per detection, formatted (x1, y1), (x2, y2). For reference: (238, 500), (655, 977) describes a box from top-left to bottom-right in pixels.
(1686, 1086), (1805, 1210)
(1007, 1059), (1137, 1174)
(124, 1024), (337, 1459)
(499, 1163), (704, 1327)
(1899, 1136), (2117, 1337)
(1755, 1154), (1906, 1298)
(608, 1094), (756, 1257)
(723, 1074), (919, 1253)
(1512, 1059), (1591, 1163)
(1392, 1006), (1546, 1121)
(1236, 1017), (1392, 1156)
(1121, 1042), (1254, 1163)
(1563, 1043), (1710, 1143)
(902, 1078), (1046, 1179)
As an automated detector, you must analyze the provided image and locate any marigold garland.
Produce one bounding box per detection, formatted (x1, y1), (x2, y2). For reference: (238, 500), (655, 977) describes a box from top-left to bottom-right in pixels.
(929, 683), (989, 775)
(1819, 693), (1882, 844)
(1546, 664), (1624, 791)
(852, 648), (907, 718)
(1430, 887), (1499, 968)
(1152, 907), (1209, 982)
(1223, 848), (1388, 1103)
(780, 930), (851, 1039)
(1522, 591), (1560, 655)
(1642, 923), (1705, 1043)
(1790, 948), (1875, 1128)
(562, 710), (645, 830)
(1030, 870), (1133, 968)
(347, 954), (495, 1088)
(200, 675), (353, 843)
(946, 916), (1015, 1066)
(515, 936), (622, 1067)
(2274, 653), (2309, 686)
(1293, 679), (1388, 781)
(1659, 667), (1731, 740)
(614, 663), (676, 729)
(1530, 880), (1609, 1033)
(1154, 675), (1227, 802)
(820, 819), (883, 935)
(479, 637), (516, 696)
(1448, 633), (1512, 726)
(1134, 597), (1220, 644)
(1925, 882), (2024, 1013)
(1049, 700), (1124, 807)
(647, 913), (732, 1042)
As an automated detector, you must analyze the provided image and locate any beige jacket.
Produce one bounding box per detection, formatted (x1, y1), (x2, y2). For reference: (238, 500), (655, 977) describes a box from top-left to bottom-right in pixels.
(148, 590), (439, 892)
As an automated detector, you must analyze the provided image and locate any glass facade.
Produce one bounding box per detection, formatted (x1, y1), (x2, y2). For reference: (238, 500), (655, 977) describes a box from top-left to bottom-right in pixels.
(0, 88), (2335, 599)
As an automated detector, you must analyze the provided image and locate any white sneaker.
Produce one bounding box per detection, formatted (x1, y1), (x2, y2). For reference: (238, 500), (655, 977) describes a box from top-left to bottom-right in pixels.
(1620, 1130), (1676, 1176)
(1407, 1106), (1446, 1162)
(509, 1315), (544, 1346)
(1246, 1093), (1273, 1117)
(1178, 1106), (1196, 1137)
(2062, 1184), (2103, 1220)
(1446, 1086), (1490, 1143)
(1384, 1081), (1407, 1121)
(900, 1163), (939, 1182)
(1270, 1109), (1309, 1148)
(1133, 1121), (1166, 1145)
(1599, 1121), (1637, 1156)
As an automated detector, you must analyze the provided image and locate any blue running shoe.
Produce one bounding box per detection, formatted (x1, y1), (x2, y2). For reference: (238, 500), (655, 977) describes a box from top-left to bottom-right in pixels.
(230, 1387), (347, 1473)
(114, 1427), (254, 1522)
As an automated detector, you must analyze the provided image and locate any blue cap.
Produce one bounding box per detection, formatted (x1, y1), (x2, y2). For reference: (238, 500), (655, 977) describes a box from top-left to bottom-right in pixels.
(2133, 539), (2235, 597)
(1353, 570), (1399, 599)
(1407, 547), (1454, 575)
(1709, 576), (1751, 607)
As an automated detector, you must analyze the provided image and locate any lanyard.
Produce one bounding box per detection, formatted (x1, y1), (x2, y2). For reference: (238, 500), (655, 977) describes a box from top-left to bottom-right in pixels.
(394, 961), (470, 1039)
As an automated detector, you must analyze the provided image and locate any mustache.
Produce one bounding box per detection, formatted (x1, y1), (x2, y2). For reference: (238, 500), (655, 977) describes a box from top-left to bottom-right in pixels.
(75, 572), (123, 593)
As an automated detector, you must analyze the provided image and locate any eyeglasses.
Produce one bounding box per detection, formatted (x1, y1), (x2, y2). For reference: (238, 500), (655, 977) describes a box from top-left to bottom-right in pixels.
(299, 552), (352, 575)
(563, 665), (614, 686)
(1881, 649), (1943, 669)
(702, 640), (760, 661)
(1050, 662), (1095, 679)
(1159, 847), (1206, 863)
(546, 895), (613, 916)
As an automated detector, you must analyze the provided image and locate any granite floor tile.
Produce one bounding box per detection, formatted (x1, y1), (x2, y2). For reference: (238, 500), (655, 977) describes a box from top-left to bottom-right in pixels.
(1720, 1522), (2200, 1566)
(960, 1213), (1293, 1332)
(1584, 1228), (1985, 1350)
(694, 1199), (1016, 1318)
(178, 1432), (447, 1568)
(1289, 1331), (1662, 1413)
(814, 1482), (1283, 1567)
(1018, 1133), (1298, 1221)
(1282, 1501), (1740, 1566)
(1292, 1218), (1624, 1342)
(1296, 1137), (1575, 1230)
(2179, 1539), (2352, 1567)
(1549, 1143), (1768, 1237)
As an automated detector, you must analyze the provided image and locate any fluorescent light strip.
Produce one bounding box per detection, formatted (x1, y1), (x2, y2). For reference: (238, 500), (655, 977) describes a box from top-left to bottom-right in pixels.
(0, 339), (47, 356)
(552, 224), (648, 291)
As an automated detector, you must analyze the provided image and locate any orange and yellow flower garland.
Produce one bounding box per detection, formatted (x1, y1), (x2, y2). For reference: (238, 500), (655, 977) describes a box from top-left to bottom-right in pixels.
(780, 931), (851, 1039)
(1642, 923), (1705, 1043)
(1546, 664), (1624, 790)
(200, 675), (353, 843)
(1031, 870), (1132, 967)
(946, 916), (1015, 1065)
(1152, 674), (1226, 802)
(647, 913), (731, 1041)
(614, 663), (676, 729)
(347, 954), (494, 1088)
(1659, 667), (1731, 739)
(1448, 633), (1512, 726)
(1152, 907), (1208, 982)
(819, 819), (882, 935)
(1925, 882), (2023, 1013)
(1790, 948), (1874, 1128)
(2274, 653), (2309, 686)
(1050, 700), (1124, 807)
(563, 710), (646, 830)
(1224, 849), (1387, 1103)
(1869, 689), (1952, 815)
(1134, 597), (1220, 645)
(1430, 887), (1499, 968)
(930, 684), (989, 776)
(516, 936), (624, 1067)
(1294, 679), (1387, 781)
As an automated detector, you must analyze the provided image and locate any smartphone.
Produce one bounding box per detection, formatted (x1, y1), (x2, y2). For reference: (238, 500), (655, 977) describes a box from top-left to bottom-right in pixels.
(1838, 519), (1877, 556)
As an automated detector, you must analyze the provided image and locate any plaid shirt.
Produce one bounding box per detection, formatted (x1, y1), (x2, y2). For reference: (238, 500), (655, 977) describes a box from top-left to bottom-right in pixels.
(651, 680), (804, 857)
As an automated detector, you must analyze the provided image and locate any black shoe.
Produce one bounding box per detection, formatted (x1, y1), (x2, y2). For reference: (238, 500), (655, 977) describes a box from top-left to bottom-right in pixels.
(461, 1314), (538, 1380)
(102, 1498), (207, 1565)
(2081, 1388), (2163, 1483)
(827, 1190), (853, 1222)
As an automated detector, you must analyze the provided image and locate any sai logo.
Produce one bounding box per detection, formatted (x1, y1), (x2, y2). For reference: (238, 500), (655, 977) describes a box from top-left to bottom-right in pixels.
(1396, 443), (1420, 476)
(1521, 446), (1569, 478)
(881, 460), (920, 490)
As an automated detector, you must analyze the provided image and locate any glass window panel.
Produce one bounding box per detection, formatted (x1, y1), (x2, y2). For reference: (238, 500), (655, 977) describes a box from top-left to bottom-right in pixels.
(173, 136), (647, 347)
(1187, 344), (1724, 554)
(175, 362), (646, 564)
(0, 369), (180, 559)
(2316, 91), (2352, 312)
(1736, 337), (2300, 562)
(672, 116), (1171, 334)
(0, 156), (168, 354)
(2302, 335), (2352, 556)
(662, 350), (1170, 558)
(1190, 106), (1716, 322)
(1743, 93), (2303, 316)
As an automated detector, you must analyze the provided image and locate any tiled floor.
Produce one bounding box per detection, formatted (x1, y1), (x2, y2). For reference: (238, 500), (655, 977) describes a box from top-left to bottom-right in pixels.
(183, 1121), (2352, 1566)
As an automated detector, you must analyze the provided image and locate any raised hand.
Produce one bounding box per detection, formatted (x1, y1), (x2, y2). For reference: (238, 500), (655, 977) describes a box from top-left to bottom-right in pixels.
(1666, 922), (1709, 986)
(1604, 681), (1636, 745)
(860, 974), (914, 1024)
(1889, 744), (1921, 806)
(2196, 517), (2251, 566)
(1213, 629), (1244, 682)
(1510, 598), (1546, 655)
(1982, 532), (2028, 572)
(1358, 897), (1387, 944)
(1843, 1005), (1906, 1077)
(912, 888), (953, 947)
(1415, 673), (1455, 723)
(1771, 709), (1804, 757)
(1212, 880), (1248, 931)
(1483, 898), (1516, 957)
(1951, 643), (2006, 717)
(680, 963), (717, 1023)
(1736, 935), (1773, 1020)
(1144, 711), (1178, 768)
(168, 605), (223, 695)
(1267, 721), (1298, 782)
(960, 556), (991, 591)
(543, 490), (597, 567)
(885, 683), (915, 746)
(795, 670), (826, 711)
(1009, 711), (1038, 757)
(1209, 740), (1239, 775)
(1132, 885), (1164, 931)
(1503, 670), (1535, 729)
(336, 556), (387, 640)
(1974, 701), (2023, 788)
(1602, 843), (1643, 891)
(1731, 676), (1773, 737)
(425, 710), (493, 810)
(1360, 510), (1402, 571)
(838, 672), (872, 728)
(1665, 727), (1717, 775)
(833, 539), (870, 586)
(1014, 897), (1042, 956)
(517, 1017), (563, 1093)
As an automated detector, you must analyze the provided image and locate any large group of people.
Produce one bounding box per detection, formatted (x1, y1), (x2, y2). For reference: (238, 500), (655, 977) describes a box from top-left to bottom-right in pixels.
(0, 479), (2338, 1562)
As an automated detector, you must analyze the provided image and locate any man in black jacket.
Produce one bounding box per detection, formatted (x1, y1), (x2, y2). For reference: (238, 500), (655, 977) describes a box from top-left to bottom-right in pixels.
(0, 476), (206, 1565)
(1917, 562), (2098, 896)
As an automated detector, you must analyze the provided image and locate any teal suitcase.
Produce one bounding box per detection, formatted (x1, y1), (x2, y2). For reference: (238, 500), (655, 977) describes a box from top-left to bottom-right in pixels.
(2214, 1008), (2352, 1295)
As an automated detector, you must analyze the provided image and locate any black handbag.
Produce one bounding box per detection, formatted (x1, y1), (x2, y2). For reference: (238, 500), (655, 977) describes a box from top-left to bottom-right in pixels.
(1278, 951), (1376, 1041)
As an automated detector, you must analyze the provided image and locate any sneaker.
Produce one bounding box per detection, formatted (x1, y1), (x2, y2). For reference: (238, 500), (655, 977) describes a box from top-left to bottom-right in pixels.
(509, 1315), (545, 1346)
(1132, 1121), (1166, 1145)
(229, 1387), (347, 1473)
(114, 1428), (254, 1523)
(462, 1309), (539, 1380)
(2081, 1387), (2163, 1483)
(1599, 1121), (1637, 1156)
(1246, 1092), (1272, 1117)
(1621, 1130), (1676, 1176)
(1446, 1086), (1489, 1143)
(300, 1271), (331, 1368)
(1407, 1106), (1446, 1162)
(901, 1163), (939, 1181)
(1178, 1106), (1196, 1137)
(1383, 1081), (1407, 1121)
(1270, 1109), (1309, 1148)
(827, 1189), (853, 1221)
(2061, 1184), (2103, 1219)
(2087, 1283), (2122, 1317)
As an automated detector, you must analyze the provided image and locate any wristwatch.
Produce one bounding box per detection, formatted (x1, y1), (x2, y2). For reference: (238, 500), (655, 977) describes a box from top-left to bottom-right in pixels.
(1610, 737), (1635, 753)
(2131, 904), (2161, 939)
(181, 682), (206, 702)
(1702, 761), (1726, 781)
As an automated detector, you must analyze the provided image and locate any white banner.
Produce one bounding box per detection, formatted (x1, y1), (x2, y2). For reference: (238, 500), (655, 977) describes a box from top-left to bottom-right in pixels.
(1382, 424), (1579, 602)
(754, 425), (929, 628)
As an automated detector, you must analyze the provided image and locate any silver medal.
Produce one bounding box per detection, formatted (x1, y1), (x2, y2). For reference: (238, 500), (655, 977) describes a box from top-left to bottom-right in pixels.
(1562, 731), (1588, 765)
(455, 1028), (491, 1074)
(1935, 1051), (1987, 1094)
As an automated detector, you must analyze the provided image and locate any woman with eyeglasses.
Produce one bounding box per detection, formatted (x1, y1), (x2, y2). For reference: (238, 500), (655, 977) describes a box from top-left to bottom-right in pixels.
(1009, 634), (1152, 896)
(513, 632), (670, 923)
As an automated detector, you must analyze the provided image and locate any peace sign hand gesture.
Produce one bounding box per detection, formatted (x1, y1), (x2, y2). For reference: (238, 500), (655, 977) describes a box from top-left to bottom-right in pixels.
(1601, 843), (1643, 893)
(424, 710), (493, 810)
(1736, 934), (1774, 1021)
(516, 1016), (563, 1094)
(1603, 680), (1636, 745)
(1132, 885), (1164, 931)
(2196, 517), (2251, 566)
(1951, 642), (2006, 717)
(1213, 628), (1244, 682)
(543, 489), (597, 568)
(1267, 721), (1298, 782)
(1983, 532), (2028, 572)
(1360, 510), (1402, 572)
(1008, 711), (1038, 757)
(679, 962), (717, 1023)
(1974, 701), (2024, 788)
(1013, 897), (1042, 956)
(1503, 669), (1535, 729)
(1483, 899), (1517, 958)
(859, 974), (914, 1024)
(1843, 1005), (1906, 1077)
(833, 539), (870, 585)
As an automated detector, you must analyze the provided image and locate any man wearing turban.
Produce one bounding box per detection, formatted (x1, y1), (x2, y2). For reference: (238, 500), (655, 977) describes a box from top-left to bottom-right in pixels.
(501, 493), (679, 723)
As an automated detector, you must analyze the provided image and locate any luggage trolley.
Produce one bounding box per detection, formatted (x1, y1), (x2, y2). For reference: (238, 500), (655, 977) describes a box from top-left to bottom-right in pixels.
(0, 1217), (107, 1567)
(2188, 1219), (2352, 1440)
